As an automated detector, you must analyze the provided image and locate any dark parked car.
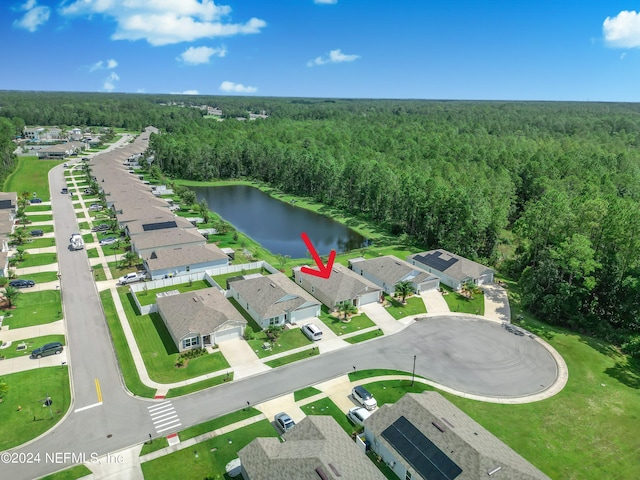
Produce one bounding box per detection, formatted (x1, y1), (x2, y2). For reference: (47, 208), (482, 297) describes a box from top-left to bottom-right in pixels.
(9, 279), (35, 288)
(30, 198), (42, 204)
(274, 412), (295, 433)
(29, 229), (44, 237)
(92, 223), (110, 232)
(61, 187), (68, 194)
(30, 342), (63, 359)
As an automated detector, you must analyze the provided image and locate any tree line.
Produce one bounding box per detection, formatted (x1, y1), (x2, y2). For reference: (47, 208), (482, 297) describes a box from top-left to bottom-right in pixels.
(0, 92), (639, 355)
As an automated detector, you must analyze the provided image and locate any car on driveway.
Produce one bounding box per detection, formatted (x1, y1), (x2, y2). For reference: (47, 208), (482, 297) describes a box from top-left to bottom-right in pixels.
(30, 198), (42, 204)
(63, 163), (69, 168)
(89, 204), (103, 211)
(92, 223), (110, 232)
(99, 237), (117, 246)
(9, 279), (35, 288)
(30, 342), (63, 359)
(352, 385), (377, 411)
(29, 229), (44, 237)
(274, 412), (295, 433)
(347, 407), (372, 427)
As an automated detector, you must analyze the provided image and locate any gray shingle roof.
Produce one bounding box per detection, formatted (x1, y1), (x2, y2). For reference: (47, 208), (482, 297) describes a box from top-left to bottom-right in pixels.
(349, 255), (438, 287)
(156, 287), (245, 340)
(126, 214), (195, 236)
(144, 243), (228, 272)
(132, 227), (205, 252)
(238, 415), (386, 480)
(408, 250), (493, 282)
(366, 392), (549, 480)
(229, 272), (319, 319)
(293, 263), (381, 305)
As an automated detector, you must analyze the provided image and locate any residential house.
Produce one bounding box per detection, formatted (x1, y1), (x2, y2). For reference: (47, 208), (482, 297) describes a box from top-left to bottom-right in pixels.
(143, 243), (229, 280)
(23, 126), (45, 140)
(364, 392), (549, 480)
(228, 272), (320, 329)
(292, 263), (382, 310)
(348, 256), (440, 295)
(124, 214), (196, 238)
(36, 141), (86, 159)
(156, 287), (246, 351)
(407, 249), (494, 290)
(238, 415), (386, 480)
(131, 227), (206, 258)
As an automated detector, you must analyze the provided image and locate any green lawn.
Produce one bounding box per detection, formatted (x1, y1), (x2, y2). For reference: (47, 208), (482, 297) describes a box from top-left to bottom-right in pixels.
(294, 386), (322, 401)
(30, 224), (54, 234)
(92, 264), (106, 282)
(0, 334), (65, 360)
(78, 221), (90, 230)
(166, 372), (233, 398)
(319, 306), (376, 335)
(119, 291), (230, 383)
(25, 204), (52, 212)
(12, 252), (57, 268)
(82, 233), (95, 244)
(23, 237), (56, 249)
(264, 347), (319, 368)
(211, 268), (265, 289)
(3, 156), (63, 201)
(349, 369), (420, 382)
(177, 407), (261, 442)
(384, 295), (427, 320)
(99, 290), (156, 398)
(2, 290), (62, 328)
(344, 329), (384, 344)
(134, 280), (211, 307)
(25, 214), (53, 222)
(441, 287), (485, 315)
(86, 247), (99, 258)
(229, 297), (314, 358)
(38, 465), (92, 480)
(300, 397), (356, 435)
(15, 270), (59, 284)
(141, 420), (277, 480)
(0, 367), (71, 451)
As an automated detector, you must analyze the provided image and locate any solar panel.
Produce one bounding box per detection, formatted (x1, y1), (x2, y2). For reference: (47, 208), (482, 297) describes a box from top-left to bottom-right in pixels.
(382, 416), (462, 480)
(415, 252), (458, 272)
(142, 220), (177, 231)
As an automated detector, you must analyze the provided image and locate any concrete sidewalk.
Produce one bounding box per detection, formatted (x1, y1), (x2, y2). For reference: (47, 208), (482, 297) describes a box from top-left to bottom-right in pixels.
(13, 263), (59, 275)
(217, 338), (270, 380)
(0, 319), (64, 342)
(0, 349), (69, 375)
(419, 289), (450, 314)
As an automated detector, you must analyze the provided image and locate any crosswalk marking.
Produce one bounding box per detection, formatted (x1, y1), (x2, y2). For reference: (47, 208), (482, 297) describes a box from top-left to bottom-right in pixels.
(148, 401), (181, 434)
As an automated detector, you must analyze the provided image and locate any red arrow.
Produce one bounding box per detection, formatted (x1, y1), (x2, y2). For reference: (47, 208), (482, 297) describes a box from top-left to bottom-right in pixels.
(300, 232), (336, 279)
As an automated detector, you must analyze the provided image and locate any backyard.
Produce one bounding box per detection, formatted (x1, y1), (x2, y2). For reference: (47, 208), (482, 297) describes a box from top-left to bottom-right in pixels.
(134, 279), (212, 307)
(318, 306), (377, 335)
(384, 295), (427, 320)
(1, 290), (62, 328)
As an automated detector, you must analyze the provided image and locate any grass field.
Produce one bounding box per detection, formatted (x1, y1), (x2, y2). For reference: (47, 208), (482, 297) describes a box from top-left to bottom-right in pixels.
(384, 295), (427, 320)
(119, 291), (230, 383)
(166, 372), (233, 398)
(319, 307), (376, 335)
(263, 347), (319, 368)
(0, 334), (65, 359)
(344, 328), (384, 344)
(39, 465), (92, 480)
(0, 367), (71, 451)
(99, 290), (156, 398)
(14, 270), (59, 284)
(2, 290), (62, 328)
(25, 214), (53, 222)
(3, 156), (63, 201)
(442, 286), (485, 315)
(92, 264), (106, 282)
(134, 279), (211, 307)
(300, 397), (355, 435)
(23, 237), (56, 249)
(25, 204), (52, 212)
(141, 420), (277, 480)
(294, 386), (322, 401)
(13, 252), (57, 268)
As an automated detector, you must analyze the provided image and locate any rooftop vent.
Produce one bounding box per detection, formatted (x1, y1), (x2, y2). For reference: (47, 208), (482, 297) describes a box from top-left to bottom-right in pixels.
(432, 421), (446, 433)
(328, 463), (342, 477)
(488, 466), (502, 476)
(270, 283), (276, 288)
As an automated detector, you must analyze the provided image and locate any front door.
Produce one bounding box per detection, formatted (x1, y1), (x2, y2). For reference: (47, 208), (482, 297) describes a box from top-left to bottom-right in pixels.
(202, 335), (211, 347)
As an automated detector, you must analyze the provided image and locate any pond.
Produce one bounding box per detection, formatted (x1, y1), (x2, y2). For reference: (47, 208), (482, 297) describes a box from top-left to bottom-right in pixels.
(193, 185), (368, 258)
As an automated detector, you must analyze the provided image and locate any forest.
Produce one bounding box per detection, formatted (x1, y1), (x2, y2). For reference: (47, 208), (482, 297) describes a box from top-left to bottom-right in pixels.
(0, 91), (639, 356)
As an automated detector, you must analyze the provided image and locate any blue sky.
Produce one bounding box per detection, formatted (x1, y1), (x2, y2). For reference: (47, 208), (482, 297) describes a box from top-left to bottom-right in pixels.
(3, 0), (640, 101)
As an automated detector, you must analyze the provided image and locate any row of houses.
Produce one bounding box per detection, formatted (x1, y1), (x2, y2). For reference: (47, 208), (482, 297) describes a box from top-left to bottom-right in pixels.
(0, 192), (18, 278)
(238, 391), (549, 480)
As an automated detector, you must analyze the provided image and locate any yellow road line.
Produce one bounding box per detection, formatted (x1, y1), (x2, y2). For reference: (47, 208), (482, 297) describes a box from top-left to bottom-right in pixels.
(95, 378), (103, 403)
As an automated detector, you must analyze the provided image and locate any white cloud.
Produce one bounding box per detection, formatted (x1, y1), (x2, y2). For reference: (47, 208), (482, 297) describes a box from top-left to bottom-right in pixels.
(103, 72), (120, 92)
(307, 48), (360, 67)
(314, 0), (338, 4)
(603, 10), (640, 48)
(170, 90), (200, 95)
(14, 1), (50, 32)
(219, 81), (257, 93)
(178, 45), (227, 65)
(90, 58), (118, 71)
(59, 0), (266, 46)
(621, 52), (627, 60)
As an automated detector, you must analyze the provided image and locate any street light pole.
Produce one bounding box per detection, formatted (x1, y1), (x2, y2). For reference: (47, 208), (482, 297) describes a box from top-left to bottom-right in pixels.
(411, 355), (416, 386)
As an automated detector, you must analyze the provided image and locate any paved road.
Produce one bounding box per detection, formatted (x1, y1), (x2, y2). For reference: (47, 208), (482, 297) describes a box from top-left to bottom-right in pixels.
(2, 139), (559, 479)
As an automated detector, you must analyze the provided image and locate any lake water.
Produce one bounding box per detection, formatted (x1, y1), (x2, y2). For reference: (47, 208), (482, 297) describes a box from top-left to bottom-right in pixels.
(193, 185), (368, 258)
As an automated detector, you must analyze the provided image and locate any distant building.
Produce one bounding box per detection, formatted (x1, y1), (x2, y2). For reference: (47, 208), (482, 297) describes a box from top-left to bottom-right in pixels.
(407, 249), (494, 290)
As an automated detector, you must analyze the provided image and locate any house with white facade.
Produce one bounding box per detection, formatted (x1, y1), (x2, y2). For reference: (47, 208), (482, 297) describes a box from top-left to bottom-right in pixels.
(407, 249), (494, 290)
(348, 255), (440, 295)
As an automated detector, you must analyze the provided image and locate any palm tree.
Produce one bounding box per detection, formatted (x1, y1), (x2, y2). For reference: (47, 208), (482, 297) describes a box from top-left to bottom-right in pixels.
(461, 281), (481, 300)
(394, 281), (415, 303)
(18, 191), (31, 210)
(198, 199), (210, 224)
(122, 250), (138, 268)
(9, 228), (28, 246)
(2, 285), (21, 309)
(338, 301), (358, 321)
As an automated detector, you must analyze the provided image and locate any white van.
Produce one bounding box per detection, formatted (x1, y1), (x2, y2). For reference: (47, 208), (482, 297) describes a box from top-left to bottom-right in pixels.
(301, 323), (323, 341)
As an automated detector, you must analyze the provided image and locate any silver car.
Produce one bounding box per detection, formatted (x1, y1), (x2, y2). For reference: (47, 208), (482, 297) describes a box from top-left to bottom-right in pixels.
(274, 412), (295, 433)
(348, 407), (371, 426)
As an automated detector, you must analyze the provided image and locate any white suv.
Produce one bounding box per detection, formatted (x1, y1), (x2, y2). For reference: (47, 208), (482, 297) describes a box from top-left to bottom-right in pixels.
(352, 385), (377, 411)
(301, 323), (323, 341)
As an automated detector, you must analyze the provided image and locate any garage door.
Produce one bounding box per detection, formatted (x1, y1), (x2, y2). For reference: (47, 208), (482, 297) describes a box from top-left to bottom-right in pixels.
(213, 326), (242, 344)
(478, 273), (493, 285)
(417, 278), (439, 293)
(358, 290), (381, 306)
(290, 304), (320, 323)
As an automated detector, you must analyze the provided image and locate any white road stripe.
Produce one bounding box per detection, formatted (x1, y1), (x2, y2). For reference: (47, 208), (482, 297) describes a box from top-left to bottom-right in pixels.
(156, 422), (182, 433)
(153, 414), (178, 424)
(147, 401), (171, 411)
(74, 402), (103, 413)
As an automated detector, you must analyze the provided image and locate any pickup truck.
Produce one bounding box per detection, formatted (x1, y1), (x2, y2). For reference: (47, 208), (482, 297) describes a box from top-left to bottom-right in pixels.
(117, 272), (146, 285)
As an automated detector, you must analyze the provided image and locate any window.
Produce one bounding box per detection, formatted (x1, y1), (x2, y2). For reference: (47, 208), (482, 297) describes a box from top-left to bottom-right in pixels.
(405, 471), (412, 480)
(269, 317), (279, 326)
(183, 336), (200, 349)
(311, 286), (315, 293)
(186, 265), (190, 272)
